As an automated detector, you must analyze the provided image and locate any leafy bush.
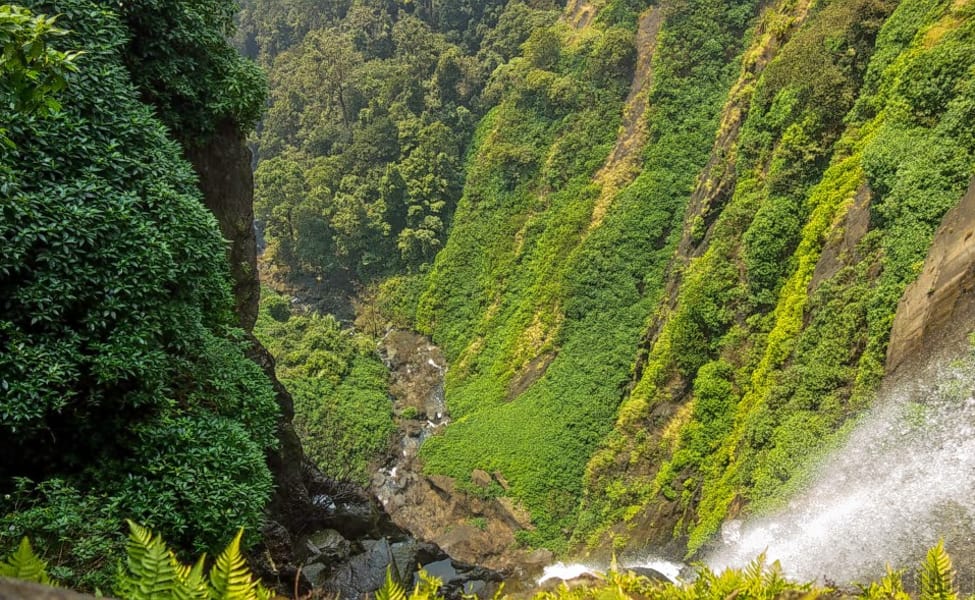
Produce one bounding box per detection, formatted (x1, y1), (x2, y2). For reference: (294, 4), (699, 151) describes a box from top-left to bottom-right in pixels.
(254, 287), (394, 484)
(0, 0), (277, 588)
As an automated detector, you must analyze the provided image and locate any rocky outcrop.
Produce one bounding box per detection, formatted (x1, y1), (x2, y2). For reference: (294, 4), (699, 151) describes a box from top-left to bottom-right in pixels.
(887, 177), (975, 371)
(184, 121), (260, 330)
(0, 580), (98, 600)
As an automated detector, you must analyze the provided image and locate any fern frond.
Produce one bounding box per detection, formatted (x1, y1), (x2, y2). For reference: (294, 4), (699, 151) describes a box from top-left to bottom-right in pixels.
(921, 541), (957, 600)
(118, 520), (181, 599)
(173, 553), (209, 600)
(377, 566), (407, 600)
(415, 568), (443, 599)
(0, 537), (51, 584)
(209, 528), (262, 600)
(859, 565), (910, 600)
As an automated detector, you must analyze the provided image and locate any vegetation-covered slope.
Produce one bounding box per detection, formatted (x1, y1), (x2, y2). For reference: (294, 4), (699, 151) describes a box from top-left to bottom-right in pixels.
(246, 0), (975, 564)
(0, 0), (273, 589)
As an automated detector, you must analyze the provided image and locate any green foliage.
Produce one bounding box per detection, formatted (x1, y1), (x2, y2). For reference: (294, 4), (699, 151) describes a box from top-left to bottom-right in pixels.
(0, 538), (50, 584)
(0, 522), (272, 600)
(919, 541), (957, 600)
(0, 0), (278, 588)
(417, 0), (759, 550)
(247, 0), (559, 282)
(116, 521), (272, 600)
(577, 0), (975, 555)
(115, 0), (266, 141)
(375, 566), (444, 600)
(0, 4), (80, 124)
(254, 287), (394, 483)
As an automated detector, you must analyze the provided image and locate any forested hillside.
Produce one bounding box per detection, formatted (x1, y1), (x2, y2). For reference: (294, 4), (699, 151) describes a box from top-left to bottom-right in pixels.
(251, 0), (975, 562)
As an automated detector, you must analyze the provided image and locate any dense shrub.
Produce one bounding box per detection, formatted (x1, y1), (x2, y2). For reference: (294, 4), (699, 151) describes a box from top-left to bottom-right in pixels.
(0, 0), (275, 588)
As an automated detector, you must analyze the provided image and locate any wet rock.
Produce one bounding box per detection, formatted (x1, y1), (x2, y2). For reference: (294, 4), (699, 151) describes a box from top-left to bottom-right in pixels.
(419, 558), (503, 600)
(304, 529), (351, 563)
(301, 561), (330, 587)
(628, 566), (671, 582)
(324, 538), (394, 599)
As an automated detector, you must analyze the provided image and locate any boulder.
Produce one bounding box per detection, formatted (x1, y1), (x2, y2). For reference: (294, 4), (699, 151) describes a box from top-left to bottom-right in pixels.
(323, 538), (394, 599)
(304, 529), (352, 563)
(471, 469), (492, 488)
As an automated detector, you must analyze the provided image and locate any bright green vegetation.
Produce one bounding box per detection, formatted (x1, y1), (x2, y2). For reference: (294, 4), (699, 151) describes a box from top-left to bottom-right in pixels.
(0, 5), (80, 142)
(254, 287), (394, 484)
(247, 0), (975, 559)
(242, 0), (561, 280)
(2, 523), (970, 600)
(414, 0), (759, 550)
(0, 0), (273, 591)
(3, 522), (273, 600)
(578, 0), (975, 554)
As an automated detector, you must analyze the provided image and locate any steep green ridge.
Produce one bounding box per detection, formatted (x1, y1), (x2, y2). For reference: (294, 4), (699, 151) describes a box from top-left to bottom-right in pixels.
(415, 0), (759, 549)
(412, 0), (975, 555)
(579, 0), (975, 554)
(0, 0), (272, 589)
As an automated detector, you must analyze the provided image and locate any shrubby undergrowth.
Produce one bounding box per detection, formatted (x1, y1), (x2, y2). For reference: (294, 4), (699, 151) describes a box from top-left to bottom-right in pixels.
(0, 0), (273, 589)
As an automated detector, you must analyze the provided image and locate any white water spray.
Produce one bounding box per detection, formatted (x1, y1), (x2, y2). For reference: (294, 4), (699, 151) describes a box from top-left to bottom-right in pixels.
(706, 354), (975, 585)
(537, 557), (685, 586)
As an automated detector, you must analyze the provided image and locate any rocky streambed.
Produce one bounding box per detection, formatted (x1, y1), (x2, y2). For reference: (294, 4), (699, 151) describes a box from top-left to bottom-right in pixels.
(371, 330), (555, 581)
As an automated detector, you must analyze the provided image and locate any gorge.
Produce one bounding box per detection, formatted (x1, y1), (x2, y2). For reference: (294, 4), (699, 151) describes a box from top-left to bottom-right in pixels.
(2, 0), (975, 596)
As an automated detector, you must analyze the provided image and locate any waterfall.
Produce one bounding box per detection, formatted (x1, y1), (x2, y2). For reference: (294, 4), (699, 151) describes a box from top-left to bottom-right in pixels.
(706, 352), (975, 586)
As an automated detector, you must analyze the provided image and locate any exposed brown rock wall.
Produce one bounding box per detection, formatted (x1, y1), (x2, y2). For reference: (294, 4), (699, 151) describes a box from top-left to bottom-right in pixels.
(887, 177), (975, 372)
(184, 121), (260, 330)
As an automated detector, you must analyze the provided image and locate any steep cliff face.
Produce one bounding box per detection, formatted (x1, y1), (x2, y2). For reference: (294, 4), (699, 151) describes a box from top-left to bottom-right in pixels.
(887, 177), (975, 372)
(412, 0), (975, 558)
(183, 120), (327, 550)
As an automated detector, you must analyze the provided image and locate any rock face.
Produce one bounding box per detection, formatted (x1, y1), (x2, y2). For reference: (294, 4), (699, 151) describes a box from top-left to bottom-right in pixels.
(0, 579), (98, 600)
(184, 121), (260, 330)
(887, 177), (975, 372)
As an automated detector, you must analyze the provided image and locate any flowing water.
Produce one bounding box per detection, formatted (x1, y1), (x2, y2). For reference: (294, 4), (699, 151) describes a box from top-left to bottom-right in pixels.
(707, 353), (975, 586)
(540, 352), (975, 588)
(537, 558), (685, 585)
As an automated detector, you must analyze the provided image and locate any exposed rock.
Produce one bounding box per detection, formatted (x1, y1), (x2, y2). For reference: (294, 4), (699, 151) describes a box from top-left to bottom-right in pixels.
(420, 558), (503, 599)
(810, 184), (872, 293)
(471, 469), (493, 488)
(304, 529), (352, 563)
(184, 120), (260, 330)
(301, 562), (330, 588)
(888, 177), (975, 371)
(381, 330), (448, 420)
(323, 538), (394, 599)
(628, 566), (671, 582)
(0, 579), (101, 600)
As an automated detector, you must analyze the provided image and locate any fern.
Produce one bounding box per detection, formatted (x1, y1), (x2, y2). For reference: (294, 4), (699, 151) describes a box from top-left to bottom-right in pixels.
(117, 520), (182, 599)
(920, 541), (957, 600)
(115, 521), (270, 600)
(858, 566), (910, 600)
(377, 566), (407, 600)
(208, 528), (271, 600)
(0, 537), (51, 584)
